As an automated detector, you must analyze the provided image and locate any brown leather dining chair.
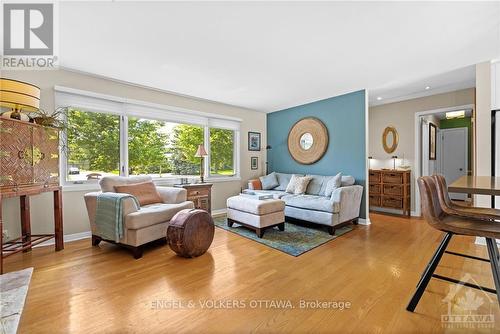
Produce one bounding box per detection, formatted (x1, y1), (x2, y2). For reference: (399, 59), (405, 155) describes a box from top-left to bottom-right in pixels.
(433, 174), (500, 221)
(407, 176), (500, 312)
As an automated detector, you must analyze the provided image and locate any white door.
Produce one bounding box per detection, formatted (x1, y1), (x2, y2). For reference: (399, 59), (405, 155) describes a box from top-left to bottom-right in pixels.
(440, 127), (468, 200)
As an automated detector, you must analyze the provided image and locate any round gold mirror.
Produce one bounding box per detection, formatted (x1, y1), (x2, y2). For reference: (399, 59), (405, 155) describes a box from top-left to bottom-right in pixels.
(382, 126), (398, 153)
(288, 117), (328, 164)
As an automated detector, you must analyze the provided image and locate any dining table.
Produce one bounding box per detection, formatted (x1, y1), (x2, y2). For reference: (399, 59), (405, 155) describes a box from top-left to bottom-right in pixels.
(448, 176), (500, 196)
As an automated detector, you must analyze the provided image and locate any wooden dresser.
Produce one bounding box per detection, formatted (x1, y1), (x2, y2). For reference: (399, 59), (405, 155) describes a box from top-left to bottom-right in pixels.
(369, 169), (411, 216)
(174, 183), (212, 213)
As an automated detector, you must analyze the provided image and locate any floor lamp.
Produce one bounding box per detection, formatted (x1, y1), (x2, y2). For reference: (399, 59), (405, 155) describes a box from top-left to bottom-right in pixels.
(265, 145), (272, 175)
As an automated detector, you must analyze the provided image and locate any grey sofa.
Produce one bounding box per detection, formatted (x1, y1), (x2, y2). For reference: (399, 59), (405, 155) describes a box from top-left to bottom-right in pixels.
(248, 173), (363, 234)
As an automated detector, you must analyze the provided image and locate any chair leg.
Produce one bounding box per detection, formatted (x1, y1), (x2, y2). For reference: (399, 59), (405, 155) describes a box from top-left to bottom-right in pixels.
(132, 246), (143, 259)
(406, 232), (453, 312)
(256, 228), (264, 238)
(486, 238), (500, 307)
(91, 235), (101, 246)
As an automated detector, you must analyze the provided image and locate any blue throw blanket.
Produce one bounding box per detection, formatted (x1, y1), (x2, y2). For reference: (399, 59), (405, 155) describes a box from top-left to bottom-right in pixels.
(95, 193), (140, 242)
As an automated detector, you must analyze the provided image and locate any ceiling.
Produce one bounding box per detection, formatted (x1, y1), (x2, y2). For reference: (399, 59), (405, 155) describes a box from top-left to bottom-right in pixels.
(59, 2), (500, 112)
(369, 65), (476, 107)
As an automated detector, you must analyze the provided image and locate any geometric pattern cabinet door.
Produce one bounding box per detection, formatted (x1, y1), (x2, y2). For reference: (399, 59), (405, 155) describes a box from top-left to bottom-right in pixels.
(0, 118), (64, 274)
(33, 126), (60, 186)
(0, 118), (34, 188)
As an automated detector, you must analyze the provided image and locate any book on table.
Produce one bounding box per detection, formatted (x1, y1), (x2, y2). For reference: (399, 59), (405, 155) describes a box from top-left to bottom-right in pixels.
(240, 190), (274, 200)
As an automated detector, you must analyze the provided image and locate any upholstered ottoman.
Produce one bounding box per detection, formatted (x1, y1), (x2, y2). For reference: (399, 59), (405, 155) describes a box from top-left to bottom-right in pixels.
(226, 195), (285, 238)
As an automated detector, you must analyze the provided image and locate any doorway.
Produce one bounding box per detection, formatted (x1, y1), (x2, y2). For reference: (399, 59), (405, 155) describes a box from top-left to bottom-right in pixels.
(414, 104), (474, 215)
(440, 127), (468, 200)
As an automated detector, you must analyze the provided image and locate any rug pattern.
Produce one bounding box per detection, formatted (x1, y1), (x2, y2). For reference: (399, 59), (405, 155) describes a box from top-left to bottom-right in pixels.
(213, 217), (353, 256)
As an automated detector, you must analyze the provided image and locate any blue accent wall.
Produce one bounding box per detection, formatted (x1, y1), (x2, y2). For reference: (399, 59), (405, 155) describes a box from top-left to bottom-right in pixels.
(267, 90), (367, 218)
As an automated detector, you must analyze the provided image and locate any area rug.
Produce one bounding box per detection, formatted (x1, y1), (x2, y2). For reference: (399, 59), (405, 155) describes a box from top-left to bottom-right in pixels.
(213, 217), (353, 256)
(1, 267), (33, 334)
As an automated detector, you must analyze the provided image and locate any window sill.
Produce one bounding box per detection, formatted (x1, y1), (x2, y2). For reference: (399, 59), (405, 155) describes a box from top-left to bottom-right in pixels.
(154, 176), (242, 186)
(62, 183), (100, 192)
(62, 176), (242, 192)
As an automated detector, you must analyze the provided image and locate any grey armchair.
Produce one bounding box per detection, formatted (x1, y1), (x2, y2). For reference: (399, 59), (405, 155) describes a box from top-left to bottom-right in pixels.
(84, 176), (194, 258)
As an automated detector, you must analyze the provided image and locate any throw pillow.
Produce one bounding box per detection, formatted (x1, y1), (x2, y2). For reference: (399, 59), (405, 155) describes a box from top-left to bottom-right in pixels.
(325, 172), (342, 197)
(260, 172), (279, 190)
(114, 181), (163, 206)
(248, 179), (262, 190)
(286, 175), (313, 194)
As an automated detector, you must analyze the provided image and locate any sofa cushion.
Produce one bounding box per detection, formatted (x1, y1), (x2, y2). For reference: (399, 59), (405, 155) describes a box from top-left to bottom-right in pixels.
(114, 181), (163, 206)
(99, 175), (152, 193)
(227, 196), (285, 215)
(260, 172), (279, 190)
(317, 175), (356, 195)
(286, 175), (312, 194)
(305, 174), (325, 195)
(282, 194), (340, 213)
(341, 175), (355, 187)
(324, 172), (342, 197)
(274, 173), (302, 191)
(248, 179), (262, 190)
(125, 201), (194, 230)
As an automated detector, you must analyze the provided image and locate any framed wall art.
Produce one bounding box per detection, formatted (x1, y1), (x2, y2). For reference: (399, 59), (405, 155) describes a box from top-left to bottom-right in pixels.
(248, 132), (261, 151)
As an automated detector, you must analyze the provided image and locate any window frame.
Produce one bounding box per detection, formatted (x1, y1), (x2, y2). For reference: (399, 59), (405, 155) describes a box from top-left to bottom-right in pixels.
(207, 127), (238, 178)
(56, 87), (241, 187)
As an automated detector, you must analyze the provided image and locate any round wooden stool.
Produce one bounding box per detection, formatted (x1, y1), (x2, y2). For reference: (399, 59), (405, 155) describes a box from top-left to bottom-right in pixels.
(167, 209), (214, 258)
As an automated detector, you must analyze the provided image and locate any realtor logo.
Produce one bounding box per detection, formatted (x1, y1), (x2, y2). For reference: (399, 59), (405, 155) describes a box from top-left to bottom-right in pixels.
(2, 2), (58, 69)
(441, 274), (495, 329)
(3, 3), (53, 55)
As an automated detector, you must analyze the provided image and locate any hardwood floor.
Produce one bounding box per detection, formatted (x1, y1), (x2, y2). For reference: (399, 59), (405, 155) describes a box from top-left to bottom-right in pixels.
(4, 213), (500, 333)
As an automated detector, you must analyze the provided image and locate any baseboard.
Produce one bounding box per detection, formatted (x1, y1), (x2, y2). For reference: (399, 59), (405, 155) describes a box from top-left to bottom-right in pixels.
(211, 208), (227, 217)
(33, 231), (91, 248)
(358, 218), (371, 225)
(31, 208), (363, 247)
(32, 210), (232, 248)
(370, 207), (419, 217)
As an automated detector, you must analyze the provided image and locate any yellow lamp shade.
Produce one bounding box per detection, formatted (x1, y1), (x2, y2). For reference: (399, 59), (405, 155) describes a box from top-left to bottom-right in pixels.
(0, 78), (40, 112)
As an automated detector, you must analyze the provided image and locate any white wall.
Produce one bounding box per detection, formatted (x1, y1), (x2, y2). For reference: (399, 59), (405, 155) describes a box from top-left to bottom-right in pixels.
(1, 69), (267, 239)
(369, 88), (475, 212)
(475, 62), (492, 208)
(421, 114), (441, 177)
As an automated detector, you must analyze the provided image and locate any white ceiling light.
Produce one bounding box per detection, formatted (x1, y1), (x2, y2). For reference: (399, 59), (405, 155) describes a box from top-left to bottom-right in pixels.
(377, 96), (383, 100)
(425, 86), (431, 90)
(445, 110), (465, 119)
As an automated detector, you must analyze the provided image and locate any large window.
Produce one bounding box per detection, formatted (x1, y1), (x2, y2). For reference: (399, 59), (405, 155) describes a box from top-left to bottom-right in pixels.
(128, 118), (203, 178)
(210, 128), (235, 176)
(58, 88), (240, 184)
(66, 108), (120, 182)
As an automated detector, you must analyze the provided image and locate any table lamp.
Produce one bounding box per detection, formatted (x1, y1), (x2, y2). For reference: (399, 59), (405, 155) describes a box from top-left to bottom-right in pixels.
(0, 78), (40, 121)
(392, 155), (398, 170)
(194, 144), (208, 183)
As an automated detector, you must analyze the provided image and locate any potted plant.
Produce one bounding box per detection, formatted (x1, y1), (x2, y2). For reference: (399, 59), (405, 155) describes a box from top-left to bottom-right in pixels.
(29, 106), (68, 129)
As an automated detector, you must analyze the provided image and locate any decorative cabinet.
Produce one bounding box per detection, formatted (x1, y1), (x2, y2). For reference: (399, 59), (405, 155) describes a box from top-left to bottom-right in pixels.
(0, 118), (59, 190)
(0, 118), (63, 274)
(369, 169), (411, 216)
(174, 183), (212, 213)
